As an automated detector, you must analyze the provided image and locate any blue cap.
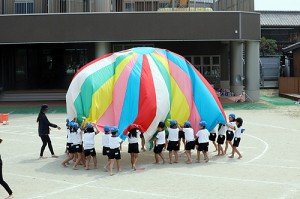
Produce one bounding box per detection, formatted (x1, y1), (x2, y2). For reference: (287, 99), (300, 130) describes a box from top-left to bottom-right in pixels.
(184, 121), (191, 127)
(104, 125), (110, 132)
(170, 120), (177, 126)
(229, 113), (236, 119)
(72, 122), (79, 129)
(199, 121), (207, 127)
(86, 123), (93, 129)
(111, 126), (118, 133)
(69, 121), (74, 127)
(66, 118), (70, 123)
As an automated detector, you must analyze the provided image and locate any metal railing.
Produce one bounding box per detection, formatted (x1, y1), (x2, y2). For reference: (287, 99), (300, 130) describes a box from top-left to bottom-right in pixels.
(0, 0), (214, 15)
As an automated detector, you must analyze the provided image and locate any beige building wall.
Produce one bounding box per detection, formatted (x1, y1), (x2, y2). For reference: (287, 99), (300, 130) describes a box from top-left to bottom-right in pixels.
(213, 0), (254, 12)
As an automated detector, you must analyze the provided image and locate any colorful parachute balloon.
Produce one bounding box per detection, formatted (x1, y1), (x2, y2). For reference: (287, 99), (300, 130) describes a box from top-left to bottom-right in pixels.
(66, 47), (226, 141)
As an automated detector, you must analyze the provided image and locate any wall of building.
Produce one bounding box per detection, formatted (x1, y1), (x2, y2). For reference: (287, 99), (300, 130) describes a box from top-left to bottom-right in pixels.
(213, 0), (254, 11)
(294, 48), (300, 77)
(0, 12), (260, 44)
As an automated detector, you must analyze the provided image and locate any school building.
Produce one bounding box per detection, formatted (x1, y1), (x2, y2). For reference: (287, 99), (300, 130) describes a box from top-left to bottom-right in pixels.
(0, 0), (260, 101)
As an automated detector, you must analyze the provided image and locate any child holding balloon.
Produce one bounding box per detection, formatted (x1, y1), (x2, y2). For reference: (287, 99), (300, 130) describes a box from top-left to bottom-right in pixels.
(228, 117), (244, 159)
(182, 121), (195, 164)
(152, 122), (166, 164)
(224, 113), (236, 154)
(102, 125), (111, 172)
(124, 124), (144, 170)
(195, 121), (210, 163)
(166, 120), (180, 164)
(83, 123), (100, 170)
(108, 126), (123, 176)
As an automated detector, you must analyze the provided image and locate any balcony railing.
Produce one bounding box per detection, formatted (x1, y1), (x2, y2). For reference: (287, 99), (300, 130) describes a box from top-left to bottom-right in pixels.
(0, 0), (214, 15)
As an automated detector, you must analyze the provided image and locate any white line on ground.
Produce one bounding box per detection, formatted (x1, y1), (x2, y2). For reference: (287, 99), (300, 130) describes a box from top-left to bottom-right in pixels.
(244, 134), (269, 164)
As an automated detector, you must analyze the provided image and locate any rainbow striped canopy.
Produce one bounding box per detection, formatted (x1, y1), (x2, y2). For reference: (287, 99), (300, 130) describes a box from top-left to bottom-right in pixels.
(66, 47), (226, 140)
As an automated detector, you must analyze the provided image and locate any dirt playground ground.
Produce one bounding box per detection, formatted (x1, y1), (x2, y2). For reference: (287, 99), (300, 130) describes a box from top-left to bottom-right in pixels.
(0, 106), (300, 199)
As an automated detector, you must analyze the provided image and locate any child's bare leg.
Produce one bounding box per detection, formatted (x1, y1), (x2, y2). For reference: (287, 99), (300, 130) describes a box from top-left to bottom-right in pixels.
(104, 158), (109, 171)
(92, 156), (97, 168)
(81, 152), (86, 167)
(169, 151), (172, 164)
(197, 150), (200, 162)
(217, 144), (221, 155)
(229, 147), (235, 158)
(186, 150), (192, 163)
(133, 153), (138, 170)
(73, 153), (81, 169)
(109, 159), (114, 175)
(182, 139), (185, 150)
(85, 156), (91, 170)
(131, 153), (135, 168)
(154, 153), (159, 163)
(236, 148), (242, 159)
(213, 142), (217, 151)
(204, 151), (209, 162)
(116, 159), (121, 172)
(62, 154), (74, 167)
(158, 153), (165, 164)
(224, 141), (229, 154)
(174, 151), (178, 163)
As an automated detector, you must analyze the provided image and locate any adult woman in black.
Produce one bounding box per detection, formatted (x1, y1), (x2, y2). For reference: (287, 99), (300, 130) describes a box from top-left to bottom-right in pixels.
(0, 138), (14, 199)
(37, 104), (61, 159)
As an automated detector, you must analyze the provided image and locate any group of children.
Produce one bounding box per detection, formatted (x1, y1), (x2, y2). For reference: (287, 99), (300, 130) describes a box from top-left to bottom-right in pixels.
(62, 113), (244, 176)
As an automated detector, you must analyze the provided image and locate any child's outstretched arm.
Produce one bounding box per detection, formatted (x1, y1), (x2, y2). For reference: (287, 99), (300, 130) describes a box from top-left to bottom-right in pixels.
(226, 122), (236, 130)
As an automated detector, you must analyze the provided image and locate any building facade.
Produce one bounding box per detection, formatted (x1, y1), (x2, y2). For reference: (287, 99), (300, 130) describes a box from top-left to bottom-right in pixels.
(0, 0), (260, 101)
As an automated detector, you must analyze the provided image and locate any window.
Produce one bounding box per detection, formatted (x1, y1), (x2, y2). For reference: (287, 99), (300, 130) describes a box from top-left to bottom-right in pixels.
(59, 0), (66, 13)
(14, 0), (34, 14)
(125, 3), (135, 11)
(184, 55), (221, 77)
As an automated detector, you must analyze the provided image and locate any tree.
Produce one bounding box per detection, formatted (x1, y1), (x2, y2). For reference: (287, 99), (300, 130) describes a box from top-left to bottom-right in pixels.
(260, 37), (278, 56)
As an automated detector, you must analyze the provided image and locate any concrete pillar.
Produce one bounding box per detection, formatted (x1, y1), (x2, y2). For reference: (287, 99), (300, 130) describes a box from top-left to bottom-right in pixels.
(95, 42), (111, 59)
(230, 41), (244, 96)
(245, 41), (260, 102)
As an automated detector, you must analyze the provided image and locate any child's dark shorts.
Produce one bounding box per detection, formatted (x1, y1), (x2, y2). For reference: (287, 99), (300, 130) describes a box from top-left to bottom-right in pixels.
(209, 133), (217, 141)
(74, 144), (83, 153)
(197, 142), (209, 152)
(217, 135), (225, 145)
(233, 137), (241, 147)
(185, 140), (195, 150)
(167, 141), (179, 151)
(108, 148), (121, 160)
(66, 143), (75, 153)
(226, 131), (234, 141)
(128, 143), (139, 153)
(84, 148), (96, 157)
(102, 146), (110, 156)
(154, 144), (165, 154)
(179, 130), (185, 139)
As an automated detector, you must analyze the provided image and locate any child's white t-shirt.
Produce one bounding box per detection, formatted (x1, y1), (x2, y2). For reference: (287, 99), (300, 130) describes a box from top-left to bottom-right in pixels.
(83, 132), (95, 149)
(167, 127), (179, 141)
(109, 136), (122, 149)
(218, 125), (226, 136)
(226, 121), (236, 132)
(102, 133), (111, 147)
(128, 131), (141, 144)
(196, 129), (210, 143)
(156, 130), (166, 146)
(183, 128), (194, 142)
(72, 129), (82, 145)
(234, 127), (245, 138)
(67, 129), (72, 143)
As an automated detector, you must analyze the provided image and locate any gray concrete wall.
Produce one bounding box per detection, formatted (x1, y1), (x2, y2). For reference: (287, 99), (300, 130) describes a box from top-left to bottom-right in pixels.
(0, 12), (260, 44)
